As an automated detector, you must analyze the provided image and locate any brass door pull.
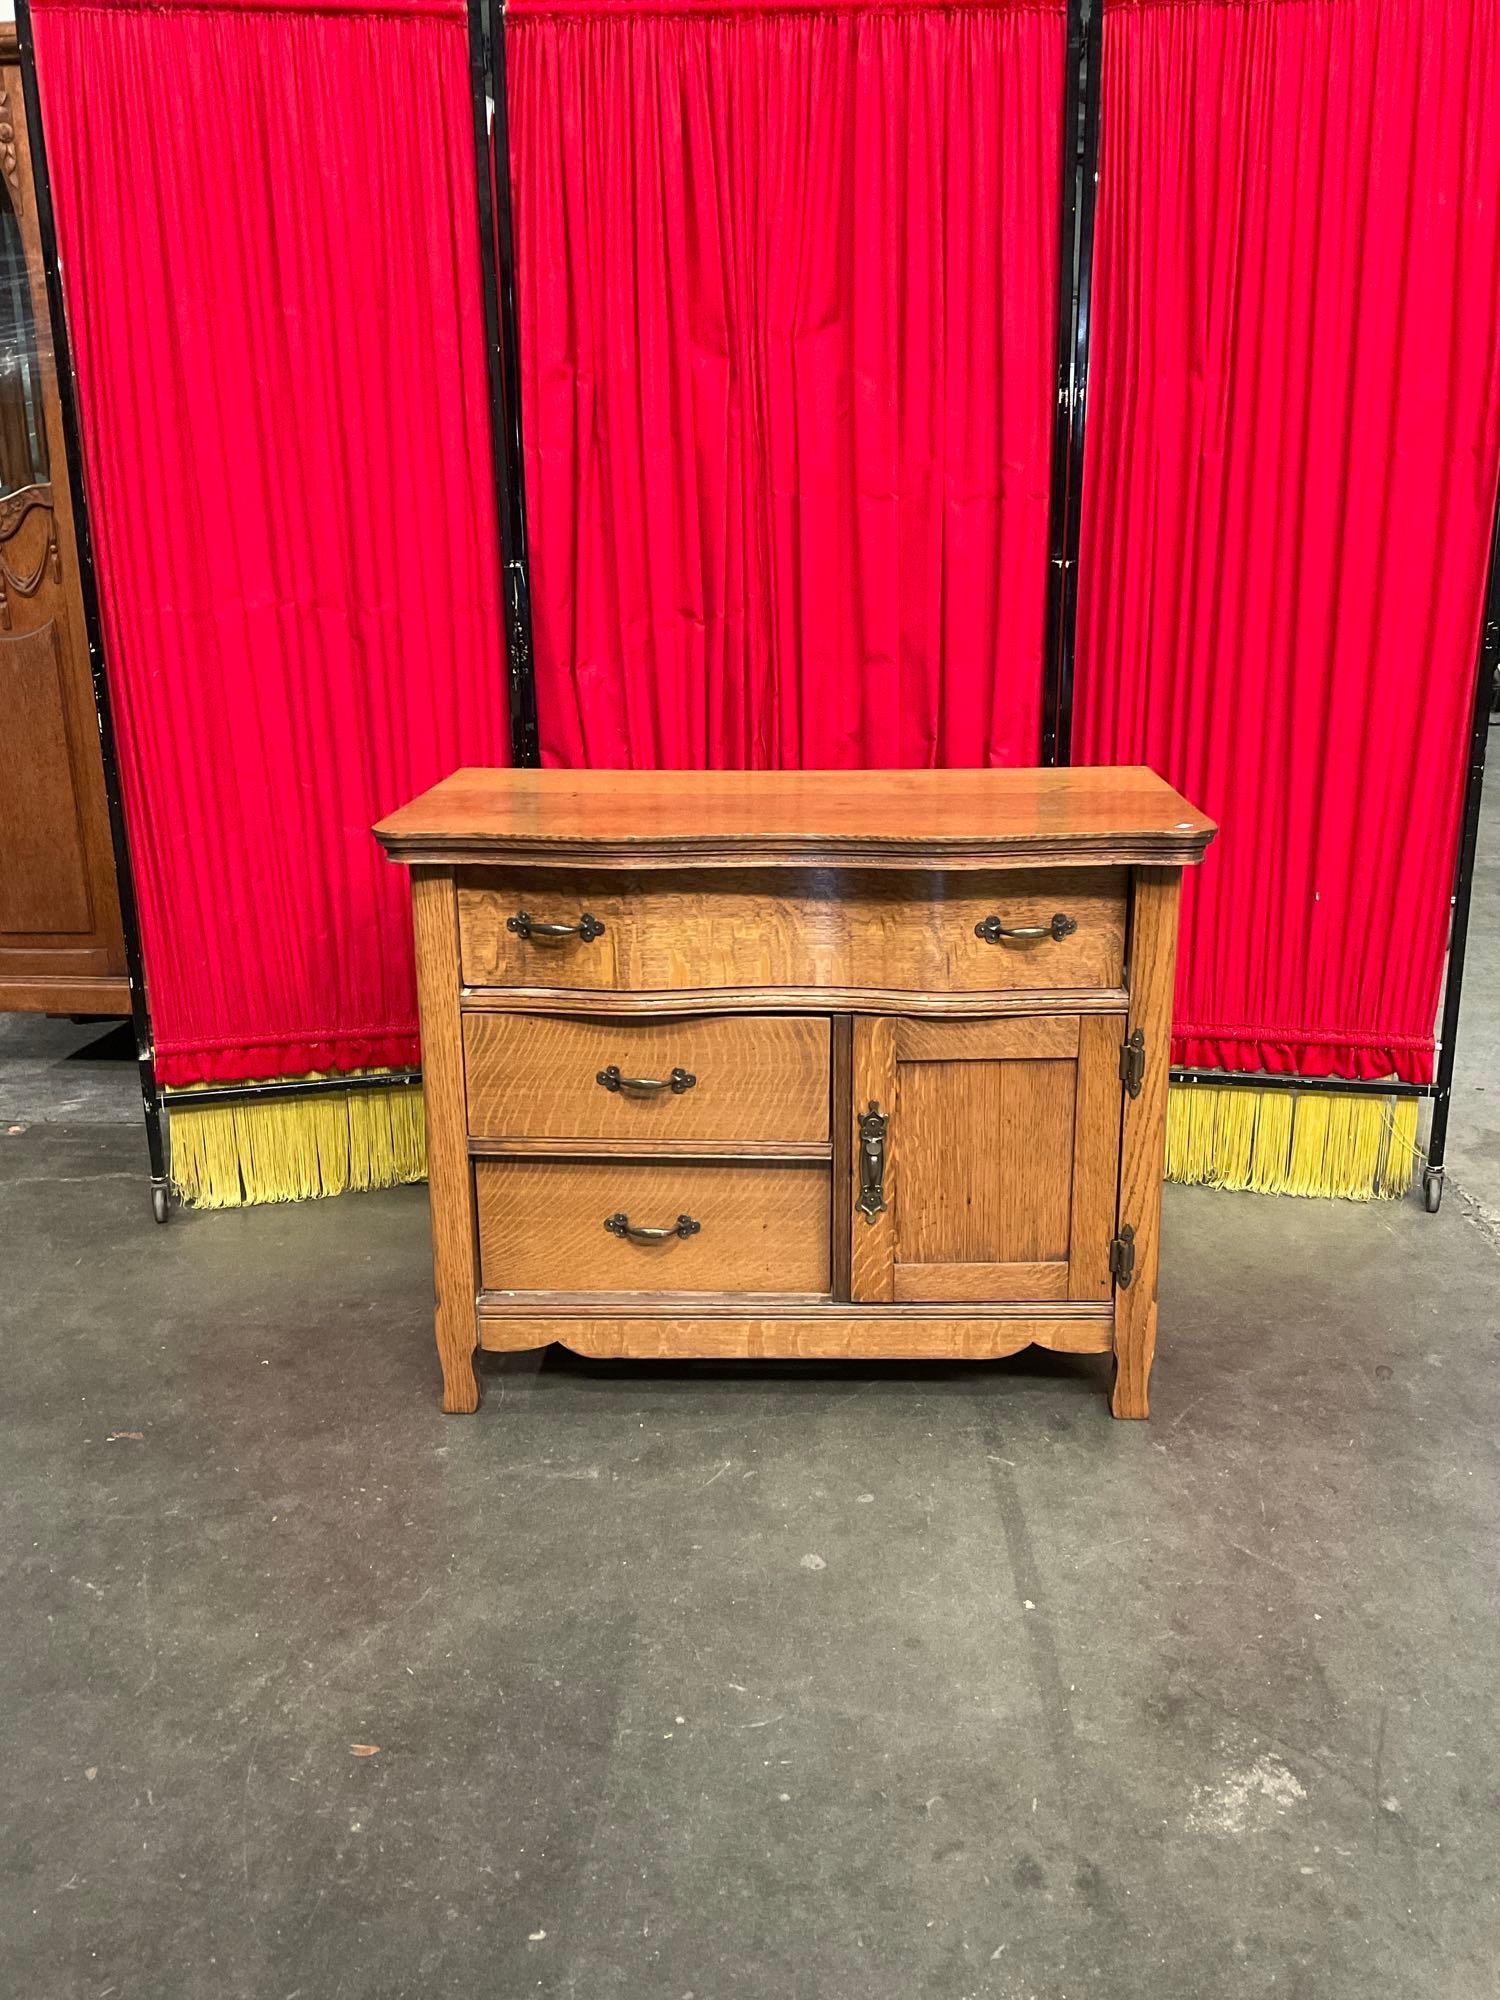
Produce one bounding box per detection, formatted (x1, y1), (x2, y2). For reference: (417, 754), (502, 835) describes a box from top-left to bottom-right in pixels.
(974, 912), (1077, 944)
(604, 1212), (701, 1242)
(596, 1065), (697, 1095)
(507, 910), (606, 941)
(857, 1102), (888, 1221)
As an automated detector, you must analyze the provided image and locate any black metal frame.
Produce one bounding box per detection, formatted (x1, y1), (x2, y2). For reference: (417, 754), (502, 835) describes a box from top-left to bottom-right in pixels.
(163, 1070), (422, 1114)
(15, 0), (172, 1223)
(1170, 1069), (1437, 1101)
(1415, 486), (1500, 1209)
(1041, 0), (1100, 769)
(470, 0), (540, 768)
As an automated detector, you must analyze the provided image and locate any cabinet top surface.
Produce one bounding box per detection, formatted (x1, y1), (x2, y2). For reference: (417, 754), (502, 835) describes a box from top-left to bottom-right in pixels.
(375, 766), (1215, 869)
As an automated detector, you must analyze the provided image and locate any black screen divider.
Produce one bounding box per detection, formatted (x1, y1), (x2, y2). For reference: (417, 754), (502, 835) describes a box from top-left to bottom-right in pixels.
(23, 0), (1488, 1213)
(1036, 0), (1490, 1211)
(1169, 472), (1500, 1210)
(6, 0), (545, 1197)
(143, 0), (543, 1149)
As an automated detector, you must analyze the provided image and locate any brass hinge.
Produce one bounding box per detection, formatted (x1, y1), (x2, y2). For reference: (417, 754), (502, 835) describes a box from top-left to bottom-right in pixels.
(1119, 1029), (1146, 1098)
(1109, 1225), (1136, 1288)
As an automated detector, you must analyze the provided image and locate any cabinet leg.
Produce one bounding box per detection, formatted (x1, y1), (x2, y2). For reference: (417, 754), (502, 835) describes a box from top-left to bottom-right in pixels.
(436, 1312), (481, 1414)
(1110, 1297), (1156, 1420)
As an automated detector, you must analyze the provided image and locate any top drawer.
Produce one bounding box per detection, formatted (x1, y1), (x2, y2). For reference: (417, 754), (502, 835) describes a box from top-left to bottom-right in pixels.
(457, 866), (1125, 994)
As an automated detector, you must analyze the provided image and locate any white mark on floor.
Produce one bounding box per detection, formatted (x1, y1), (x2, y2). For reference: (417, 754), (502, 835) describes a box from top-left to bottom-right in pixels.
(1187, 1754), (1307, 1834)
(800, 1553), (826, 1571)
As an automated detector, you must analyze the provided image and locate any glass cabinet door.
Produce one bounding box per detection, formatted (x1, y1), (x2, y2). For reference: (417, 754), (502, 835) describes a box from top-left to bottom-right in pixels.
(0, 172), (48, 495)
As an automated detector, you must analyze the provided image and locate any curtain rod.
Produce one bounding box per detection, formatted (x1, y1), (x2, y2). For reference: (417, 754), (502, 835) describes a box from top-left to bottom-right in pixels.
(28, 0), (465, 20)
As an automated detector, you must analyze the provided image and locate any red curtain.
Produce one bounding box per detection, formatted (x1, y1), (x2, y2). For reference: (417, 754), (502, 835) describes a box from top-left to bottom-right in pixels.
(31, 0), (509, 1087)
(508, 0), (1064, 769)
(1075, 0), (1500, 1082)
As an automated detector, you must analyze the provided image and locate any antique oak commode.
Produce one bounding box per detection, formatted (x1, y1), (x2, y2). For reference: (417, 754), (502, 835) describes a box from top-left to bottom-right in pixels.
(376, 768), (1214, 1418)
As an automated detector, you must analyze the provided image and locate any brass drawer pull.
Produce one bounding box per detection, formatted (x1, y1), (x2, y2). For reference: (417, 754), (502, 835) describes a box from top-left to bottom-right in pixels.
(506, 910), (606, 941)
(974, 911), (1077, 944)
(596, 1065), (697, 1095)
(604, 1211), (701, 1243)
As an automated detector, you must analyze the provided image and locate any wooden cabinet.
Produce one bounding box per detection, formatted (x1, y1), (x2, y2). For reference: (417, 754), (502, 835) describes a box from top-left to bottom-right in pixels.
(0, 57), (126, 1014)
(376, 767), (1214, 1419)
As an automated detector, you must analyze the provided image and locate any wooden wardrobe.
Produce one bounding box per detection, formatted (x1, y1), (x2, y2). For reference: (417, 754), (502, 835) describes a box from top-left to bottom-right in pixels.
(0, 32), (126, 1016)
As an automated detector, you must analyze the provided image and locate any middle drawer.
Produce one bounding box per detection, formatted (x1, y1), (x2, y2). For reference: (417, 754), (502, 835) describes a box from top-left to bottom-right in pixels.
(463, 1012), (830, 1144)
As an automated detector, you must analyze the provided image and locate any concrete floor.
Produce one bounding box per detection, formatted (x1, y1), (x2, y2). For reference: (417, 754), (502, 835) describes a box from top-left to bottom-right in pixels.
(4, 802), (1500, 1999)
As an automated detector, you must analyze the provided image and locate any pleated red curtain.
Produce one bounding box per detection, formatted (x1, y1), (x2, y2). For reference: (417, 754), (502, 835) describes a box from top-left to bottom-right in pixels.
(1074, 0), (1500, 1082)
(31, 0), (509, 1087)
(507, 0), (1064, 769)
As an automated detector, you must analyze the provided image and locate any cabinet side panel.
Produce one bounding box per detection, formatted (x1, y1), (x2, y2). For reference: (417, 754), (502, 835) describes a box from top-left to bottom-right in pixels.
(412, 868), (481, 1412)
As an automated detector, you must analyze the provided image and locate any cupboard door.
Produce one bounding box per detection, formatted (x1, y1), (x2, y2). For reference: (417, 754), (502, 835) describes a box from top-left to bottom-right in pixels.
(849, 1015), (1122, 1305)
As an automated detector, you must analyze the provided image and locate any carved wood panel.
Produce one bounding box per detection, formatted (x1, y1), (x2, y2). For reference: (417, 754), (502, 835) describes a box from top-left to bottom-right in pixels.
(0, 63), (125, 1011)
(0, 618), (90, 931)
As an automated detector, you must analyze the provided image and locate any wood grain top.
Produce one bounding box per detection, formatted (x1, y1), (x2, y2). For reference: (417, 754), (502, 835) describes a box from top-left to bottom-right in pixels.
(374, 766), (1215, 870)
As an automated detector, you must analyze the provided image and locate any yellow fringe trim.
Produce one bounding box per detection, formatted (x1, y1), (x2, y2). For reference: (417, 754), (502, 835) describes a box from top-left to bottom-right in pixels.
(1167, 1085), (1420, 1201)
(168, 1072), (427, 1209)
(166, 1072), (1425, 1209)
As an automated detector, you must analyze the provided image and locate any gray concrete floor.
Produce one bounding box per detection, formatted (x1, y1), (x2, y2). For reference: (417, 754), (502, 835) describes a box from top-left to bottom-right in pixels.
(4, 796), (1500, 2000)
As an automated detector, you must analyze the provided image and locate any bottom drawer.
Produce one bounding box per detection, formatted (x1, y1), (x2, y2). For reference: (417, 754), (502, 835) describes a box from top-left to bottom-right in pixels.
(476, 1159), (831, 1296)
